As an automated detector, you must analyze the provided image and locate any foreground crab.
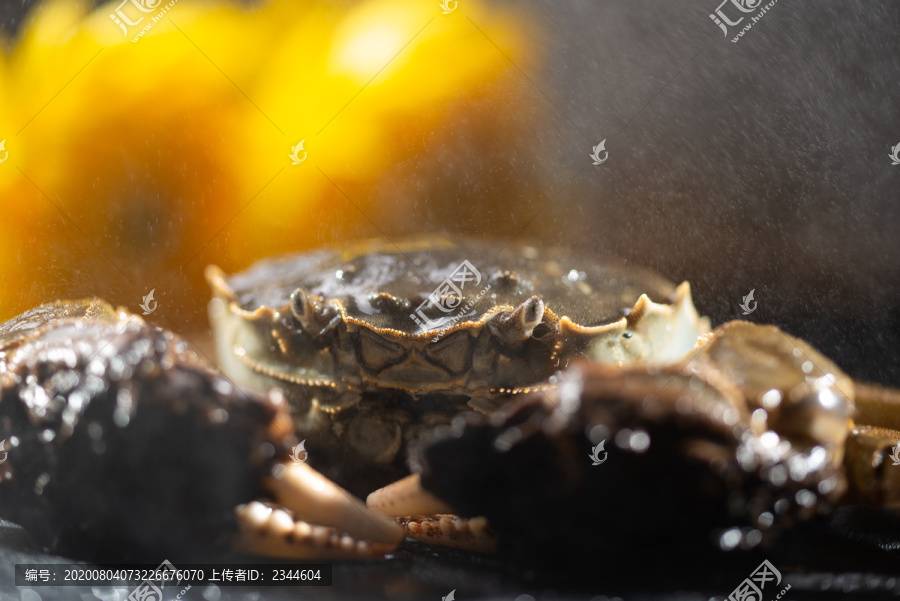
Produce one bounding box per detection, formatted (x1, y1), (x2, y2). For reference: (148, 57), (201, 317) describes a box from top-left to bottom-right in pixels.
(206, 236), (709, 493)
(0, 300), (402, 562)
(369, 320), (900, 559)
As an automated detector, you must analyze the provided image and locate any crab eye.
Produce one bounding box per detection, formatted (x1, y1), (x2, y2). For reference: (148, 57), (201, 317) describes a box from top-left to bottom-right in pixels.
(289, 290), (309, 320)
(622, 332), (633, 339)
(487, 296), (545, 345)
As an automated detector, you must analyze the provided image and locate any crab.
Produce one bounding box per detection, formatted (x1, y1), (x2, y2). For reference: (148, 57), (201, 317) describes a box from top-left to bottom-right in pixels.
(205, 235), (710, 494)
(370, 320), (900, 560)
(204, 235), (900, 559)
(3, 237), (899, 567)
(0, 299), (403, 562)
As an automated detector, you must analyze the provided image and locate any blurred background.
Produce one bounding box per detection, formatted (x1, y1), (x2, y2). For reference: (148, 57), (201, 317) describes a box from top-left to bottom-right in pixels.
(1, 0), (898, 389)
(1, 1), (899, 599)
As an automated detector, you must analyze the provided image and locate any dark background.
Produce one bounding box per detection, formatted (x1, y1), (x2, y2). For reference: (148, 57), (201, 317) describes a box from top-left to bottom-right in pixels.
(1, 0), (899, 599)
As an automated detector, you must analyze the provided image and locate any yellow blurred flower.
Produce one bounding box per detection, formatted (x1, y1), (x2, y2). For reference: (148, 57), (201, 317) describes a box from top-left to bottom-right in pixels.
(0, 0), (528, 328)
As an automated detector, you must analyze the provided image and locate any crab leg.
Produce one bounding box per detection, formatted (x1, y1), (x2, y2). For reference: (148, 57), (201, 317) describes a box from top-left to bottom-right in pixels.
(367, 474), (498, 553)
(235, 461), (404, 560)
(840, 382), (900, 507)
(366, 474), (455, 517)
(852, 381), (900, 433)
(844, 425), (900, 507)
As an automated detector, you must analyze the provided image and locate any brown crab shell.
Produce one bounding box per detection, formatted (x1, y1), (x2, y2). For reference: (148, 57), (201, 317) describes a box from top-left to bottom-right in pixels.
(205, 236), (689, 402)
(205, 236), (708, 493)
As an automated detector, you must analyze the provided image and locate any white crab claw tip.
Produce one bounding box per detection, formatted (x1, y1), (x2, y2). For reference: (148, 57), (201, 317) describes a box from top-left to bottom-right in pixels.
(266, 462), (403, 545)
(367, 474), (455, 518)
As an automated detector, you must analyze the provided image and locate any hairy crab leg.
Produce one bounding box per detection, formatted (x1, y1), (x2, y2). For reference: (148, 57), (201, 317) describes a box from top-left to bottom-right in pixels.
(367, 475), (497, 552)
(852, 382), (900, 432)
(841, 382), (900, 507)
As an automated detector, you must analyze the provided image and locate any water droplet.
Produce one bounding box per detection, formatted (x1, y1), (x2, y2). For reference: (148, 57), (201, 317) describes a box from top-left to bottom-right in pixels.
(87, 422), (103, 441)
(745, 529), (762, 547)
(629, 431), (650, 453)
(795, 489), (816, 507)
(761, 389), (782, 409)
(719, 527), (741, 550)
(209, 408), (228, 424)
(769, 465), (787, 487)
(818, 476), (837, 495)
(588, 424), (609, 443)
(260, 442), (275, 459)
(760, 431), (780, 449)
(113, 407), (131, 428)
(614, 429), (632, 449)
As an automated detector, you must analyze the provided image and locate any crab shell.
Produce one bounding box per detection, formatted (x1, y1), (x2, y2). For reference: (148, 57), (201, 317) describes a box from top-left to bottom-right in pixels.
(205, 236), (710, 492)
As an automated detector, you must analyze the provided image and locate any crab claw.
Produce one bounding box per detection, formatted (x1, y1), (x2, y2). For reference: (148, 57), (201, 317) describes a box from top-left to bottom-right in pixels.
(575, 281), (710, 366)
(290, 288), (343, 338)
(487, 296), (545, 345)
(235, 462), (404, 560)
(367, 473), (455, 517)
(367, 474), (497, 553)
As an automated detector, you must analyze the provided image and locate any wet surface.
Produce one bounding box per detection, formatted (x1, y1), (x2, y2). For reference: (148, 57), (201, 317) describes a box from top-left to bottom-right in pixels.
(2, 516), (900, 600)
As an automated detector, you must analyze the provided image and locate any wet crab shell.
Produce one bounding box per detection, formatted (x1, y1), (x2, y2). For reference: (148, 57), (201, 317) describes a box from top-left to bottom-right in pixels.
(408, 322), (853, 565)
(205, 236), (709, 493)
(0, 300), (295, 562)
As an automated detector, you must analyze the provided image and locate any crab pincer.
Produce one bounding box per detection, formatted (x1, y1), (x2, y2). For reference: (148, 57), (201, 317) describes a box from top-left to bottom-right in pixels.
(0, 299), (402, 562)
